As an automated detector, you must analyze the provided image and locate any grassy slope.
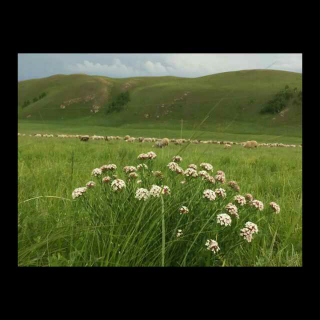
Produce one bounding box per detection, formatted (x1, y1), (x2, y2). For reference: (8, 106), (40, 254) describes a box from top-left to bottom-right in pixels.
(18, 70), (302, 141)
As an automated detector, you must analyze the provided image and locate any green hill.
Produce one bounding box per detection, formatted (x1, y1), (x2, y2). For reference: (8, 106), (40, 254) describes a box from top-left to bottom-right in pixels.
(18, 70), (302, 138)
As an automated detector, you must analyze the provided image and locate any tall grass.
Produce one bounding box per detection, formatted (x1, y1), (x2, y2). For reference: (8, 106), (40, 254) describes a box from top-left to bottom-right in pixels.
(18, 136), (302, 266)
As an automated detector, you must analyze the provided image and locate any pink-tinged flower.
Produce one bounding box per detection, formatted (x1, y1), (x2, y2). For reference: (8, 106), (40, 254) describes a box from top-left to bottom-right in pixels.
(188, 164), (198, 170)
(175, 166), (184, 175)
(240, 221), (259, 242)
(215, 188), (227, 199)
(184, 168), (198, 178)
(250, 200), (264, 211)
(102, 176), (111, 183)
(161, 185), (171, 195)
(225, 203), (239, 218)
(203, 189), (216, 201)
(205, 239), (220, 253)
(123, 166), (137, 174)
(204, 175), (216, 184)
(147, 151), (157, 159)
(86, 181), (96, 188)
(92, 168), (102, 177)
(111, 179), (126, 191)
(129, 172), (138, 179)
(72, 187), (87, 199)
(270, 202), (280, 214)
(234, 195), (246, 206)
(135, 188), (150, 201)
(167, 162), (179, 171)
(149, 185), (162, 198)
(199, 170), (210, 179)
(216, 170), (225, 177)
(179, 206), (189, 214)
(200, 163), (213, 172)
(137, 153), (149, 160)
(245, 193), (254, 201)
(215, 174), (226, 184)
(217, 213), (232, 226)
(100, 164), (117, 172)
(172, 156), (183, 163)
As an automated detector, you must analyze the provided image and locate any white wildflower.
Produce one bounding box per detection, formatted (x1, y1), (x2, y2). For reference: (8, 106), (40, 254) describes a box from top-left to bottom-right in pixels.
(205, 239), (220, 253)
(123, 166), (137, 174)
(167, 162), (179, 171)
(86, 181), (96, 188)
(217, 213), (232, 226)
(200, 163), (213, 172)
(111, 179), (126, 191)
(137, 164), (148, 170)
(161, 185), (171, 195)
(149, 185), (162, 198)
(72, 187), (87, 199)
(172, 156), (183, 163)
(147, 151), (157, 159)
(135, 188), (150, 201)
(225, 203), (239, 218)
(176, 229), (183, 238)
(270, 202), (280, 214)
(184, 168), (198, 178)
(179, 206), (189, 214)
(102, 176), (111, 183)
(234, 195), (246, 206)
(92, 168), (102, 177)
(215, 174), (226, 184)
(203, 189), (216, 201)
(250, 200), (264, 211)
(188, 164), (198, 170)
(215, 188), (227, 199)
(137, 153), (149, 160)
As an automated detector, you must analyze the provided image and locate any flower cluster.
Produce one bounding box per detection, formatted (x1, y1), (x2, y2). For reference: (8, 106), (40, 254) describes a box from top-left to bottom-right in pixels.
(205, 239), (220, 254)
(135, 188), (150, 201)
(172, 156), (183, 163)
(184, 168), (198, 178)
(215, 174), (226, 184)
(129, 172), (138, 179)
(199, 170), (210, 179)
(228, 180), (240, 192)
(111, 179), (126, 191)
(204, 175), (216, 184)
(123, 166), (137, 174)
(149, 185), (162, 198)
(250, 200), (264, 211)
(225, 203), (239, 218)
(176, 229), (183, 238)
(240, 222), (259, 242)
(216, 170), (225, 177)
(215, 188), (227, 199)
(200, 163), (213, 172)
(217, 213), (232, 226)
(167, 162), (179, 171)
(179, 206), (189, 214)
(137, 164), (148, 170)
(188, 164), (198, 170)
(162, 185), (171, 195)
(101, 164), (117, 172)
(234, 195), (246, 206)
(137, 153), (149, 160)
(203, 189), (216, 201)
(72, 187), (87, 199)
(92, 168), (102, 177)
(147, 151), (157, 159)
(245, 193), (254, 201)
(270, 202), (280, 214)
(86, 181), (96, 188)
(102, 176), (111, 183)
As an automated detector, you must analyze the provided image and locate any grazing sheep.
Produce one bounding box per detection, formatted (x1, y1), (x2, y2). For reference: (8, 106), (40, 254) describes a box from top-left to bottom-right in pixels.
(244, 140), (258, 149)
(161, 138), (169, 146)
(224, 144), (232, 149)
(153, 141), (165, 148)
(80, 135), (89, 142)
(138, 137), (144, 142)
(124, 135), (130, 141)
(126, 137), (135, 143)
(142, 138), (152, 143)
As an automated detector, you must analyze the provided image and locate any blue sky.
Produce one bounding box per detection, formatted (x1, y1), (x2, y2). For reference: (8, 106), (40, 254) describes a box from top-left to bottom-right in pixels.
(18, 54), (302, 81)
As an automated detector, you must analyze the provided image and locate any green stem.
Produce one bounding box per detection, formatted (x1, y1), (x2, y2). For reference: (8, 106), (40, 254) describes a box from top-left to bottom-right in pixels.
(161, 195), (165, 267)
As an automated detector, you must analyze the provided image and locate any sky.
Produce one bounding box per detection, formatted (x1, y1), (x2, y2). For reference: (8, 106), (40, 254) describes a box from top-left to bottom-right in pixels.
(18, 54), (302, 81)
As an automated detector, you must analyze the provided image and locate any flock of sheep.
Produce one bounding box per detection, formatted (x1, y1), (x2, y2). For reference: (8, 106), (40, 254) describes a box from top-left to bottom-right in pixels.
(18, 133), (302, 148)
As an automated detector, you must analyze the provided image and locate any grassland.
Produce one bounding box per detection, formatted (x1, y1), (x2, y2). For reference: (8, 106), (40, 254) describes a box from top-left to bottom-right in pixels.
(18, 70), (302, 141)
(18, 136), (302, 266)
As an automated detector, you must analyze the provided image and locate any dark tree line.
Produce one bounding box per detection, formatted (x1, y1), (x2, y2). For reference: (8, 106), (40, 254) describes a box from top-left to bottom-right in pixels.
(21, 92), (48, 109)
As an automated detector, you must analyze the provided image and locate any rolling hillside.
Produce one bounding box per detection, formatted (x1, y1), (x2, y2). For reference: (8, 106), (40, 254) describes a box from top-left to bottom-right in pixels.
(18, 70), (302, 138)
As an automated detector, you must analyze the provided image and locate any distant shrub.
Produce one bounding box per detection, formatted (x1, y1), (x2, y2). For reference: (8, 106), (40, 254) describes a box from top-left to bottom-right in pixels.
(21, 92), (47, 109)
(260, 85), (300, 115)
(105, 91), (130, 114)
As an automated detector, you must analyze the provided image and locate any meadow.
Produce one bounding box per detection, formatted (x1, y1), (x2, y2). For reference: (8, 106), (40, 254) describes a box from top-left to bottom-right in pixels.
(18, 135), (302, 266)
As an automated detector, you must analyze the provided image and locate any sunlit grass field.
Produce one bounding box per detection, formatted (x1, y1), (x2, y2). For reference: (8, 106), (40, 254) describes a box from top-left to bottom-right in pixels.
(18, 135), (302, 266)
